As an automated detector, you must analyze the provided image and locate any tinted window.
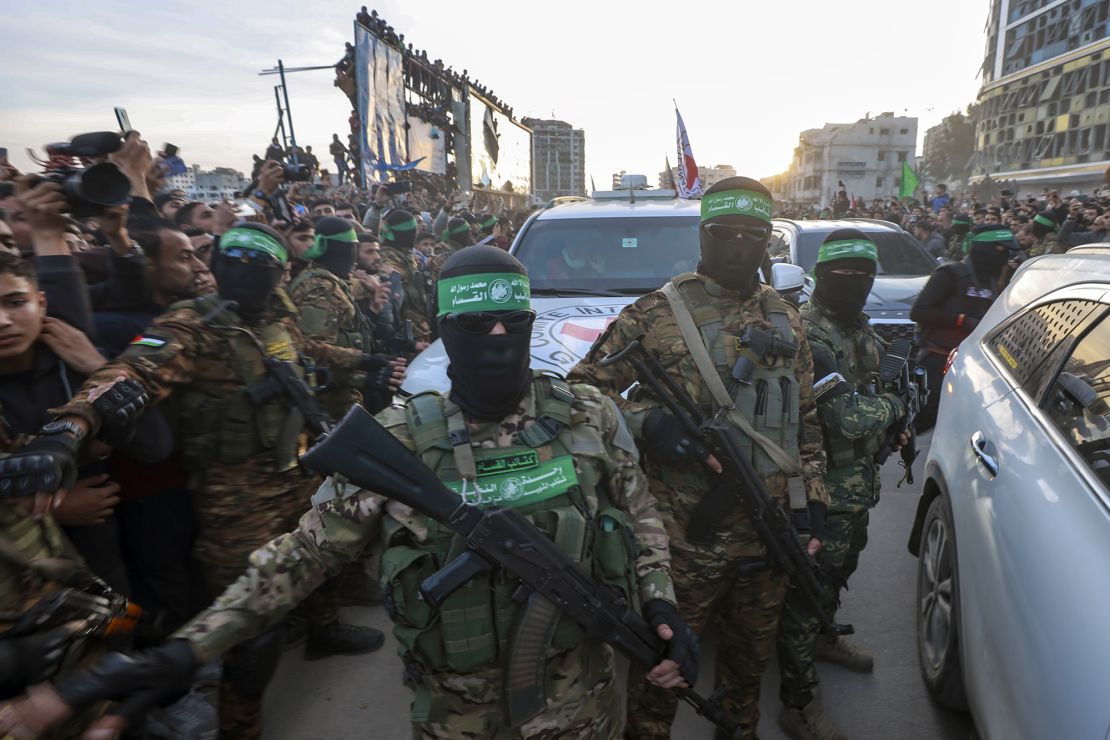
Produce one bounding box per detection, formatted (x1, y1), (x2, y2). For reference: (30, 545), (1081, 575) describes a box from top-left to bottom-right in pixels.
(1042, 312), (1110, 487)
(515, 216), (699, 292)
(986, 299), (1106, 397)
(793, 231), (936, 276)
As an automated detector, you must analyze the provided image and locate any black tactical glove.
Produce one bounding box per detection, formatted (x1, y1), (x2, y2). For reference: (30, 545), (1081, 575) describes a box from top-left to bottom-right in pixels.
(360, 353), (401, 394)
(810, 344), (838, 382)
(642, 409), (710, 466)
(806, 500), (828, 543)
(642, 599), (700, 687)
(0, 628), (72, 699)
(53, 639), (198, 730)
(92, 378), (150, 448)
(0, 433), (79, 498)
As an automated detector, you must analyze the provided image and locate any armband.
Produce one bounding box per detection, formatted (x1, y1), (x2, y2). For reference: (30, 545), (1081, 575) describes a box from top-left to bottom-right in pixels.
(813, 372), (852, 404)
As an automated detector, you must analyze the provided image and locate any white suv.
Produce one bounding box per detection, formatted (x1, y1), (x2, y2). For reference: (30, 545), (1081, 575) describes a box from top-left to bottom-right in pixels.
(907, 247), (1110, 739)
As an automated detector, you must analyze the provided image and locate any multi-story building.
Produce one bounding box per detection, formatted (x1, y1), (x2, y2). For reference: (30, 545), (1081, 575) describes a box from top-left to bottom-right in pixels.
(658, 163), (736, 190)
(522, 118), (585, 201)
(972, 0), (1110, 192)
(768, 113), (918, 206)
(163, 165), (249, 201)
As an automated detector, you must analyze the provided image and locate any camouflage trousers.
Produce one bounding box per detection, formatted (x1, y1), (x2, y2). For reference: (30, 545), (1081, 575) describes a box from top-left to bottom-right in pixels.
(194, 472), (337, 740)
(411, 641), (621, 739)
(626, 538), (787, 740)
(777, 508), (870, 709)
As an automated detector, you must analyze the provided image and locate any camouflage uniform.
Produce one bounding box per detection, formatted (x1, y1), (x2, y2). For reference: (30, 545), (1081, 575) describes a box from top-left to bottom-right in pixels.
(570, 274), (829, 740)
(175, 379), (675, 739)
(776, 296), (901, 710)
(1026, 231), (1060, 257)
(381, 244), (431, 352)
(945, 232), (969, 261)
(288, 265), (374, 418)
(53, 290), (367, 739)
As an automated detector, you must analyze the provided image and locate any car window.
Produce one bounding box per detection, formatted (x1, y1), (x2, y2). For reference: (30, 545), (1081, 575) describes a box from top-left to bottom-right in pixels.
(1041, 312), (1110, 487)
(985, 299), (1107, 399)
(515, 216), (699, 292)
(768, 229), (790, 260)
(794, 231), (935, 275)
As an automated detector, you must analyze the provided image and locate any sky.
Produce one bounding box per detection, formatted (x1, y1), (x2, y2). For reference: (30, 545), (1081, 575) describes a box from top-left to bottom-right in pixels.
(0, 0), (988, 188)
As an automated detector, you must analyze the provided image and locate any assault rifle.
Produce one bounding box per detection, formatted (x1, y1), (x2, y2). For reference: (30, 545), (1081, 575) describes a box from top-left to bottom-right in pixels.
(599, 336), (852, 638)
(874, 338), (929, 486)
(245, 355), (333, 436)
(301, 405), (742, 739)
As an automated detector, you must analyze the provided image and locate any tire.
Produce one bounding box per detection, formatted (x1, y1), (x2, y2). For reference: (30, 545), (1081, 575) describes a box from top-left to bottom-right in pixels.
(915, 493), (969, 710)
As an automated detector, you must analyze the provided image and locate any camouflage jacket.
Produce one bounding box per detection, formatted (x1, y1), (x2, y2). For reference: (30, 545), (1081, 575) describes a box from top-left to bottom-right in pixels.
(946, 232), (969, 261)
(1026, 232), (1059, 257)
(380, 244), (431, 348)
(175, 382), (675, 663)
(570, 274), (829, 512)
(803, 298), (900, 511)
(52, 290), (365, 472)
(288, 266), (373, 415)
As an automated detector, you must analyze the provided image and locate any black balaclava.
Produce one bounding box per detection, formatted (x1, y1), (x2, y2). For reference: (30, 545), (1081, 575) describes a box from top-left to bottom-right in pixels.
(443, 217), (472, 248)
(309, 216), (358, 279)
(697, 176), (774, 295)
(381, 209), (418, 250)
(812, 229), (878, 324)
(437, 245), (533, 421)
(1031, 211), (1057, 238)
(967, 225), (1014, 281)
(952, 214), (972, 236)
(213, 223), (289, 321)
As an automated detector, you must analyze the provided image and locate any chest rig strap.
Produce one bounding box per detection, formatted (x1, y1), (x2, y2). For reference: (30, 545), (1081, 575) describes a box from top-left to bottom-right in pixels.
(661, 276), (802, 476)
(445, 403), (478, 482)
(514, 375), (574, 448)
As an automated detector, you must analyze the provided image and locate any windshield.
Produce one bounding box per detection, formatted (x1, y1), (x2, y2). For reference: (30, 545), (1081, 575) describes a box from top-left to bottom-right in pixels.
(515, 216), (700, 292)
(793, 231), (937, 276)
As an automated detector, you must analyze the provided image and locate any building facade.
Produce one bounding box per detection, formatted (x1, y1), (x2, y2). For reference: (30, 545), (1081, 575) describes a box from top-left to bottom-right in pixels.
(972, 0), (1110, 192)
(165, 165), (249, 201)
(658, 163), (736, 190)
(522, 118), (585, 201)
(768, 113), (917, 206)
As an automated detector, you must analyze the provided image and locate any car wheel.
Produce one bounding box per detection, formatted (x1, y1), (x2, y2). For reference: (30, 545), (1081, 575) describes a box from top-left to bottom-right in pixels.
(916, 494), (968, 710)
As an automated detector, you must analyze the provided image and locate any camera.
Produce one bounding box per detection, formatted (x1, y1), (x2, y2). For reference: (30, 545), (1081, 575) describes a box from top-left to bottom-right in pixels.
(38, 132), (131, 217)
(282, 162), (313, 182)
(382, 181), (412, 196)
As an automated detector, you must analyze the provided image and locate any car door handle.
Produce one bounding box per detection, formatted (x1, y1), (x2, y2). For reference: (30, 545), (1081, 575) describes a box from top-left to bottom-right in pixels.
(970, 431), (998, 477)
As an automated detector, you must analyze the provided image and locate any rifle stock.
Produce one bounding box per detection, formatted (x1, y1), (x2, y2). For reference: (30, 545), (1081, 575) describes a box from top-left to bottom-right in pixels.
(300, 404), (743, 738)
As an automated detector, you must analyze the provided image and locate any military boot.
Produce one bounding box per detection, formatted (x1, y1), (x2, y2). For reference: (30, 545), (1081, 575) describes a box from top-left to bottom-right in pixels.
(814, 635), (874, 673)
(779, 695), (849, 740)
(304, 620), (385, 661)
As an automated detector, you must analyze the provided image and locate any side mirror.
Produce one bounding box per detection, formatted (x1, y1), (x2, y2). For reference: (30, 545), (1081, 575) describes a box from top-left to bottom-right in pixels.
(772, 263), (805, 294)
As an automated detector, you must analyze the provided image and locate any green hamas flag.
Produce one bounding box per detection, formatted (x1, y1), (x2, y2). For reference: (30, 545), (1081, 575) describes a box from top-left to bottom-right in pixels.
(899, 161), (920, 199)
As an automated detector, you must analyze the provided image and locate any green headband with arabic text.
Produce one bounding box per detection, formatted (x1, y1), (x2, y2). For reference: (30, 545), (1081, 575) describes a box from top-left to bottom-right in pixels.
(437, 272), (531, 317)
(971, 228), (1016, 244)
(700, 189), (773, 224)
(219, 227), (289, 264)
(1034, 214), (1056, 230)
(816, 239), (878, 264)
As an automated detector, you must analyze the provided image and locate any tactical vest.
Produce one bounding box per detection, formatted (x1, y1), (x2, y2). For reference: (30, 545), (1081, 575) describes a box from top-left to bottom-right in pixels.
(385, 245), (426, 314)
(802, 306), (885, 468)
(288, 267), (374, 351)
(379, 375), (638, 677)
(669, 274), (802, 479)
(919, 261), (996, 356)
(163, 298), (310, 482)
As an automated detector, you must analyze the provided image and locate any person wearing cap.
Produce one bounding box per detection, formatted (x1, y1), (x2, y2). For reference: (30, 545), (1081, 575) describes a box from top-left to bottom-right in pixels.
(0, 222), (405, 739)
(945, 213), (973, 261)
(0, 245), (693, 740)
(572, 176), (830, 740)
(911, 223), (1015, 430)
(424, 216), (476, 287)
(1026, 211), (1060, 256)
(379, 208), (431, 357)
(776, 230), (908, 740)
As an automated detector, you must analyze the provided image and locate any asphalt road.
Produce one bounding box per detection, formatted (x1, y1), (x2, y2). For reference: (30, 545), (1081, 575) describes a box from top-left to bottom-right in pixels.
(264, 434), (976, 739)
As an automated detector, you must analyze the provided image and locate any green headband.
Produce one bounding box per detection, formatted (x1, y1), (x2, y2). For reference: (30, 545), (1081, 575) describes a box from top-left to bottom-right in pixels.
(381, 218), (418, 242)
(480, 215), (497, 229)
(700, 189), (773, 224)
(305, 227), (357, 261)
(443, 221), (471, 240)
(953, 215), (972, 225)
(1034, 214), (1056, 230)
(816, 239), (878, 264)
(437, 272), (530, 317)
(971, 228), (1016, 244)
(219, 227), (289, 264)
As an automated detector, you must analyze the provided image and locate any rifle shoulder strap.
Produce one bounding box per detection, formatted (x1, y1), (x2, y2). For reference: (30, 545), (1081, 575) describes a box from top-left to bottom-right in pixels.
(660, 280), (801, 476)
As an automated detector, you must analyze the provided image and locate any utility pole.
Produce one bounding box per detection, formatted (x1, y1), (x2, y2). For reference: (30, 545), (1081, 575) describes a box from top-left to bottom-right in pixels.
(259, 59), (336, 166)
